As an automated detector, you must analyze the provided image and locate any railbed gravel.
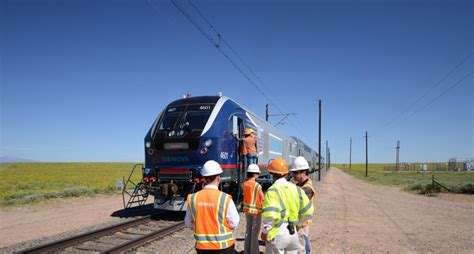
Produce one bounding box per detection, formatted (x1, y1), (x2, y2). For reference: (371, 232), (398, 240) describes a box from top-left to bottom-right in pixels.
(0, 217), (135, 254)
(131, 213), (251, 254)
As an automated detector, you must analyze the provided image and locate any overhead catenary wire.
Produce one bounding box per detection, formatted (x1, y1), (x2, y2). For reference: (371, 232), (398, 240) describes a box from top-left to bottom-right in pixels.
(167, 0), (279, 111)
(187, 0), (288, 113)
(187, 0), (314, 143)
(160, 0), (312, 142)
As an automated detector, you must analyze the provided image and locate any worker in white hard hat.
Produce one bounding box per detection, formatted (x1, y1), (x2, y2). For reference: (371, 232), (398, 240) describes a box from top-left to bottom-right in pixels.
(291, 157), (316, 254)
(184, 160), (240, 253)
(242, 164), (264, 254)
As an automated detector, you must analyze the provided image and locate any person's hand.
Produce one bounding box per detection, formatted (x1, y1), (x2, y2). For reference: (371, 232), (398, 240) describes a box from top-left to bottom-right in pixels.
(260, 233), (268, 242)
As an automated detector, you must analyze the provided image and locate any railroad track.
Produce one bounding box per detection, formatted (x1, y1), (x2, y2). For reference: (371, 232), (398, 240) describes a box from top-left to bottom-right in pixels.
(19, 212), (185, 254)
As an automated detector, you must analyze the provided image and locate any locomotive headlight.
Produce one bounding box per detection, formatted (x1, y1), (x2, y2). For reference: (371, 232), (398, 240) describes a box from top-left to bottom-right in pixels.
(145, 141), (151, 148)
(204, 139), (212, 147)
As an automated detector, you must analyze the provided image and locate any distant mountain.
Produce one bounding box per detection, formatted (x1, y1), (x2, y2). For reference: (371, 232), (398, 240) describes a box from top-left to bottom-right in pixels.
(0, 156), (35, 163)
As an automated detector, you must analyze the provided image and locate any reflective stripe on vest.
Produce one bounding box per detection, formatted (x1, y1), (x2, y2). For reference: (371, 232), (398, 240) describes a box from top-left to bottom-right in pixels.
(262, 183), (313, 240)
(188, 189), (234, 250)
(302, 180), (316, 201)
(300, 180), (315, 226)
(264, 188), (289, 227)
(243, 179), (263, 214)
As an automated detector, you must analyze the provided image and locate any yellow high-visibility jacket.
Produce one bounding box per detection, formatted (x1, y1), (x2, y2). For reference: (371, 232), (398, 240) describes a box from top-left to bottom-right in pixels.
(262, 179), (314, 240)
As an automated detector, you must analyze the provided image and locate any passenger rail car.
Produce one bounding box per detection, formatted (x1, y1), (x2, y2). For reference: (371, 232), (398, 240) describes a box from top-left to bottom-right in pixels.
(143, 95), (323, 211)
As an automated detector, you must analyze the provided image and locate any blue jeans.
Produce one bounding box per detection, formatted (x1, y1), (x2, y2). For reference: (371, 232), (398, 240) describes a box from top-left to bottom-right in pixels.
(304, 234), (310, 253)
(246, 153), (257, 165)
(299, 226), (311, 253)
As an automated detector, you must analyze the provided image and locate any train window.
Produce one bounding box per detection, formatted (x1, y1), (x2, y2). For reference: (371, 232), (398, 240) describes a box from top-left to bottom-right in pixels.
(166, 105), (186, 113)
(182, 111), (212, 130)
(159, 113), (181, 130)
(228, 116), (233, 134)
(159, 106), (186, 130)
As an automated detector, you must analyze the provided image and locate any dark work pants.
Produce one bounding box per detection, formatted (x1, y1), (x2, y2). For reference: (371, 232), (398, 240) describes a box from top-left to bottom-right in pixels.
(196, 245), (235, 254)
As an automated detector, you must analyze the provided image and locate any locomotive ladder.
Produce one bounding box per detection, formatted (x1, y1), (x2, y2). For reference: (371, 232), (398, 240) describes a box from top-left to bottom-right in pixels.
(122, 164), (149, 209)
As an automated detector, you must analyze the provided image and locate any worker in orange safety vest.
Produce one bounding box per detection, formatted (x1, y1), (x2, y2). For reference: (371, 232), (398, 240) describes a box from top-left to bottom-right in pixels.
(242, 163), (264, 254)
(185, 160), (240, 254)
(243, 128), (257, 165)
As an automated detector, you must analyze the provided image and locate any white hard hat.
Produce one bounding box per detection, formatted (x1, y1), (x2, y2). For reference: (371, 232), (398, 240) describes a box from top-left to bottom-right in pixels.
(291, 156), (310, 172)
(247, 164), (260, 174)
(200, 160), (223, 177)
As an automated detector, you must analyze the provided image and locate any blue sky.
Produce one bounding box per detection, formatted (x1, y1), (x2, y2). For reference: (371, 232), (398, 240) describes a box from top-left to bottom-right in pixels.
(1, 0), (473, 163)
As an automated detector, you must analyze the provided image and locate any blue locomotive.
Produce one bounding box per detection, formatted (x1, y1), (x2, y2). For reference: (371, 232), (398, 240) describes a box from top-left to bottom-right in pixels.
(142, 94), (323, 211)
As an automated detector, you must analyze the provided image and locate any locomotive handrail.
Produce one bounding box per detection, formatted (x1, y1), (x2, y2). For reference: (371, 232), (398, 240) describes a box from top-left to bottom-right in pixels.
(124, 163), (144, 190)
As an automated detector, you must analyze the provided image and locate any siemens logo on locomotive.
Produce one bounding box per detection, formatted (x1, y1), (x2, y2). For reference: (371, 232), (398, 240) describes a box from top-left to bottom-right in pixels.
(161, 156), (190, 163)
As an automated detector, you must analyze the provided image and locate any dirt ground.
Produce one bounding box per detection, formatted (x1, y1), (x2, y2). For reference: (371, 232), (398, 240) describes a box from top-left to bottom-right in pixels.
(1, 169), (473, 253)
(311, 168), (474, 253)
(0, 194), (144, 248)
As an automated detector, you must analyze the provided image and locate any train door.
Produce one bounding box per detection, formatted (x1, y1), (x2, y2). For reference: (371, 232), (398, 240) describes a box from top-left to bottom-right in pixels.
(261, 130), (269, 175)
(231, 115), (245, 207)
(232, 115), (245, 178)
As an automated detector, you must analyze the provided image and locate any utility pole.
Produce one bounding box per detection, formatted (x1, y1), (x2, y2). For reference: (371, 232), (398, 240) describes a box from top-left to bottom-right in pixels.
(265, 103), (269, 122)
(326, 140), (329, 170)
(396, 140), (400, 171)
(318, 99), (321, 181)
(328, 147), (331, 168)
(349, 137), (352, 170)
(365, 131), (368, 177)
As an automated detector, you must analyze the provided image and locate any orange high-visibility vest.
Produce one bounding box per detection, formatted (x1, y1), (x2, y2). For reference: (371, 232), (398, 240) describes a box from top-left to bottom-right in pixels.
(243, 136), (257, 154)
(187, 188), (234, 250)
(242, 178), (264, 215)
(300, 178), (315, 227)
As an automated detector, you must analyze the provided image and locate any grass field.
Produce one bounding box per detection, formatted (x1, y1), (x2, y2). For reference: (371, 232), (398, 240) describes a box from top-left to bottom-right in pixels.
(334, 164), (474, 195)
(332, 162), (464, 171)
(0, 162), (143, 207)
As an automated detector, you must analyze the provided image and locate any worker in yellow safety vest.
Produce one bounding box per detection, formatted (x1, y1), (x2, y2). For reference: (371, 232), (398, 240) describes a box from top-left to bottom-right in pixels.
(261, 158), (314, 254)
(185, 160), (240, 254)
(242, 164), (264, 254)
(290, 156), (316, 254)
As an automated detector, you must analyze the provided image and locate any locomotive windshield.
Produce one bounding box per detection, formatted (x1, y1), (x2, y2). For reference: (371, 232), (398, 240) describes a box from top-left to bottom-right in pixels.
(182, 111), (212, 130)
(156, 104), (214, 136)
(159, 106), (186, 130)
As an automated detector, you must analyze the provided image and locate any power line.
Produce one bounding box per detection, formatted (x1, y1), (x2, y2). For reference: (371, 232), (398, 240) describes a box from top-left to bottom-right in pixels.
(399, 70), (473, 122)
(372, 52), (473, 136)
(370, 70), (473, 139)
